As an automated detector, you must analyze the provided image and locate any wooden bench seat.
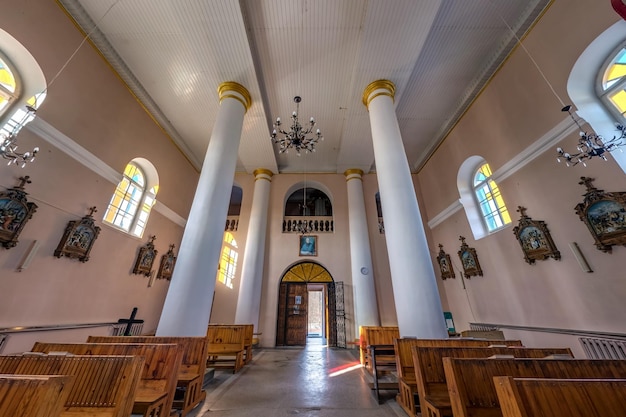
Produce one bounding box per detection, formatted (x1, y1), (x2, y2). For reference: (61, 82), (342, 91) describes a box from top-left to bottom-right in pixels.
(0, 354), (144, 417)
(0, 374), (73, 417)
(413, 346), (572, 417)
(443, 358), (626, 417)
(31, 342), (183, 417)
(87, 335), (209, 417)
(206, 324), (246, 373)
(494, 377), (626, 417)
(394, 338), (524, 417)
(242, 324), (254, 364)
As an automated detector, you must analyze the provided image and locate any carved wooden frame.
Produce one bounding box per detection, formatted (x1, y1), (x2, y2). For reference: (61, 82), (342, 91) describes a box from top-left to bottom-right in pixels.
(157, 244), (177, 280)
(513, 206), (561, 264)
(54, 206), (101, 262)
(436, 244), (455, 280)
(575, 177), (626, 253)
(132, 235), (158, 276)
(457, 236), (483, 279)
(0, 176), (37, 249)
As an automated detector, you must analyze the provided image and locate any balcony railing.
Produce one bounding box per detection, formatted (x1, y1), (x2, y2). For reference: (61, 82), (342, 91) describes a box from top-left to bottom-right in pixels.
(283, 216), (334, 233)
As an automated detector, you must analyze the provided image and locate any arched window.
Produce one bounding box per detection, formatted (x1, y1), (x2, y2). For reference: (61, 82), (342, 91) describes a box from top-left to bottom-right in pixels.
(568, 20), (626, 173)
(0, 30), (46, 144)
(458, 156), (511, 239)
(473, 163), (511, 232)
(103, 158), (159, 237)
(600, 44), (626, 121)
(217, 232), (238, 289)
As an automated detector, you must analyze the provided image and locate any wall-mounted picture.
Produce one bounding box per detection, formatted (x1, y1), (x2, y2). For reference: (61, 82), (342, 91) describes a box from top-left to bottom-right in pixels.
(513, 206), (560, 264)
(157, 244), (177, 280)
(299, 235), (317, 256)
(457, 236), (483, 279)
(575, 177), (626, 253)
(54, 206), (101, 262)
(0, 176), (37, 249)
(132, 235), (158, 276)
(436, 244), (455, 280)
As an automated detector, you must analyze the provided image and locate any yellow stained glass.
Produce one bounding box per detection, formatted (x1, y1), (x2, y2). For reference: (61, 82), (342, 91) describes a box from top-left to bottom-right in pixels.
(606, 63), (626, 86)
(609, 89), (626, 114)
(0, 64), (16, 93)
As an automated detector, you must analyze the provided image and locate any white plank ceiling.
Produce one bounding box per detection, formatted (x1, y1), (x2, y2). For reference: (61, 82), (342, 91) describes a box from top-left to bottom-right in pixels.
(58, 0), (551, 174)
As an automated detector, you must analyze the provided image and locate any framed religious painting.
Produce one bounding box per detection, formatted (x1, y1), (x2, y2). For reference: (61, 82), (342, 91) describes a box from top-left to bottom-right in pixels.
(54, 206), (101, 262)
(575, 177), (626, 253)
(157, 244), (177, 280)
(0, 176), (38, 249)
(132, 235), (158, 277)
(457, 236), (483, 279)
(436, 244), (455, 280)
(513, 206), (561, 264)
(299, 235), (317, 256)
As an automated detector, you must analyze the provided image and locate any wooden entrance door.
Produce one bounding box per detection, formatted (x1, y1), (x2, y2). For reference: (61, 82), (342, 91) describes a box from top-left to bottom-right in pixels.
(284, 283), (308, 345)
(276, 262), (334, 346)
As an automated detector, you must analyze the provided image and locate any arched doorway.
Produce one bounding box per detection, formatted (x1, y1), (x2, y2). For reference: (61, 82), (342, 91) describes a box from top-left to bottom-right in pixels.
(276, 262), (337, 347)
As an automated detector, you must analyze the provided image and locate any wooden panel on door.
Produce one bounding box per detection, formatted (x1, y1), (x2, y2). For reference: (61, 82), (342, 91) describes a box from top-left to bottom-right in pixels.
(286, 284), (308, 346)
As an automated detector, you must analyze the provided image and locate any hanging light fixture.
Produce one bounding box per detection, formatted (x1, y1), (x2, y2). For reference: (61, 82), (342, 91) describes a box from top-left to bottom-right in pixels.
(0, 105), (38, 168)
(556, 105), (626, 167)
(271, 96), (323, 156)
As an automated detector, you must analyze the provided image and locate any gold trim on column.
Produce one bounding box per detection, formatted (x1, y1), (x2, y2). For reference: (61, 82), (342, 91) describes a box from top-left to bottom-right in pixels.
(344, 169), (364, 181)
(218, 82), (252, 111)
(253, 168), (274, 181)
(362, 79), (395, 110)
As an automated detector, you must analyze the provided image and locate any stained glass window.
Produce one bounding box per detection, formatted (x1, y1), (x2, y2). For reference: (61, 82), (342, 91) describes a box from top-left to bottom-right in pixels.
(473, 163), (511, 232)
(217, 232), (238, 289)
(601, 46), (626, 118)
(104, 162), (157, 237)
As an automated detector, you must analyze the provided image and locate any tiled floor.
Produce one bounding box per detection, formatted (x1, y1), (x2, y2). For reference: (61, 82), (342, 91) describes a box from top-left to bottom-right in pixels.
(188, 338), (405, 417)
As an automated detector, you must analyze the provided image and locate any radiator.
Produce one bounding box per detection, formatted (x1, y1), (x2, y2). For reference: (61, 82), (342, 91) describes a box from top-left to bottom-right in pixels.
(580, 337), (626, 359)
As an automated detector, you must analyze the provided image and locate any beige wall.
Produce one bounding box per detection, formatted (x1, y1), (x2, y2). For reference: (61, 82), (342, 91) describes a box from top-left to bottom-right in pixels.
(0, 1), (197, 353)
(418, 0), (626, 339)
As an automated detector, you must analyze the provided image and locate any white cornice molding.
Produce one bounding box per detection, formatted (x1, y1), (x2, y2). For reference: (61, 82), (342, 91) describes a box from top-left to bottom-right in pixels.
(492, 116), (576, 182)
(427, 199), (462, 229)
(26, 117), (187, 227)
(427, 116), (577, 229)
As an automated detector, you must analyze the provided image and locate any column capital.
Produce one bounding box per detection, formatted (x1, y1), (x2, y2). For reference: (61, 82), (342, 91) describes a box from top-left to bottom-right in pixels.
(344, 169), (364, 181)
(253, 168), (274, 181)
(362, 79), (395, 110)
(218, 81), (252, 111)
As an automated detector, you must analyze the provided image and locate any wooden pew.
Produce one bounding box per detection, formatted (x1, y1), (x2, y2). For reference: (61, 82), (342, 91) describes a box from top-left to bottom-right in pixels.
(206, 324), (246, 373)
(412, 346), (572, 417)
(394, 338), (523, 417)
(87, 335), (209, 417)
(242, 324), (254, 364)
(31, 342), (183, 417)
(0, 354), (144, 417)
(443, 358), (626, 417)
(494, 377), (626, 417)
(359, 326), (399, 371)
(0, 374), (73, 417)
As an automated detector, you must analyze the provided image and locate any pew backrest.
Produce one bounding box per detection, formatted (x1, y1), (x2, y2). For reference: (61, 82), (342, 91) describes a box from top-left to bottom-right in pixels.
(0, 374), (73, 417)
(0, 354), (144, 417)
(359, 326), (399, 368)
(443, 358), (626, 417)
(86, 335), (209, 381)
(394, 338), (524, 380)
(494, 377), (626, 417)
(207, 324), (246, 352)
(31, 341), (183, 416)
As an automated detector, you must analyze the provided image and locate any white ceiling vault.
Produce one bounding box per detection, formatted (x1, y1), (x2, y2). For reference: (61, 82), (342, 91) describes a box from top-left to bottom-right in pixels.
(58, 0), (551, 175)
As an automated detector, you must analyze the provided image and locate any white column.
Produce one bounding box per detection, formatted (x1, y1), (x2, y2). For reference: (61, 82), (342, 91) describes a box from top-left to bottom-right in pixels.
(362, 80), (448, 339)
(235, 168), (273, 331)
(157, 82), (252, 336)
(345, 169), (380, 336)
